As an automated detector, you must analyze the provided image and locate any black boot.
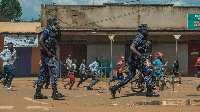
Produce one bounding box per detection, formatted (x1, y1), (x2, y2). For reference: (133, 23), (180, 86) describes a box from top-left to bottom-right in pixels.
(34, 86), (48, 99)
(109, 82), (122, 99)
(146, 86), (160, 97)
(52, 87), (65, 100)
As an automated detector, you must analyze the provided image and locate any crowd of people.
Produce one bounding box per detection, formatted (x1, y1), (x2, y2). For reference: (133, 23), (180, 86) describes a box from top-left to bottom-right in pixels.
(0, 17), (200, 100)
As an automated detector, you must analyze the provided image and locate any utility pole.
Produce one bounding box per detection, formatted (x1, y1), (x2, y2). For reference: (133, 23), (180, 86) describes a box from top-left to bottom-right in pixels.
(108, 35), (115, 80)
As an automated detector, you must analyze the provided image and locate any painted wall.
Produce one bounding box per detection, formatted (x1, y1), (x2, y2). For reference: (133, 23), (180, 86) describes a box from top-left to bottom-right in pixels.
(0, 34), (41, 75)
(31, 45), (40, 75)
(41, 4), (200, 29)
(0, 34), (4, 73)
(87, 44), (125, 70)
(152, 44), (188, 75)
(60, 34), (200, 75)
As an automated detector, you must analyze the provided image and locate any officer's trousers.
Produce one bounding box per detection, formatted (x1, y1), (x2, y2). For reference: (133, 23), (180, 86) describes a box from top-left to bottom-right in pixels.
(117, 59), (152, 87)
(37, 54), (58, 88)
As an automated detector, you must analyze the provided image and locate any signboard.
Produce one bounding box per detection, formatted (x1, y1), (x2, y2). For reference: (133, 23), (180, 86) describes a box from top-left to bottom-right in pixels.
(4, 35), (38, 47)
(187, 14), (200, 29)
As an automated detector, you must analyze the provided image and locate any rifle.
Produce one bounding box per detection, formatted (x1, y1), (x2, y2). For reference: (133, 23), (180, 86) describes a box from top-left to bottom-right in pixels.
(52, 55), (69, 68)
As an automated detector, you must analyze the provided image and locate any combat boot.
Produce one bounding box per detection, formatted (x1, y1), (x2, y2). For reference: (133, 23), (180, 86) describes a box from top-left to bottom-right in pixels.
(146, 86), (160, 97)
(34, 86), (48, 99)
(52, 87), (65, 100)
(109, 82), (122, 99)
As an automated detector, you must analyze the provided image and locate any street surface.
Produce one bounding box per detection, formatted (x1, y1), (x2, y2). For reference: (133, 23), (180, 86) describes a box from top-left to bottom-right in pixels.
(0, 77), (200, 112)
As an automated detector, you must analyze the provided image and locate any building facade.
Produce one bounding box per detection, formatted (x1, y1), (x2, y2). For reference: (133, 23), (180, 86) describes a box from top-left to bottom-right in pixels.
(0, 22), (42, 77)
(36, 4), (200, 76)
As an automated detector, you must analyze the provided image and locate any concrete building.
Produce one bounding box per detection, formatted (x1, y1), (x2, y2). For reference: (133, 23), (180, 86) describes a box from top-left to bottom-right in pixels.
(39, 3), (199, 76)
(0, 22), (42, 77)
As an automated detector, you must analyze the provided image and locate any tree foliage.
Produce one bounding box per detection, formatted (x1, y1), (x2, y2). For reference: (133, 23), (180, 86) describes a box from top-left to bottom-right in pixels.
(0, 0), (22, 22)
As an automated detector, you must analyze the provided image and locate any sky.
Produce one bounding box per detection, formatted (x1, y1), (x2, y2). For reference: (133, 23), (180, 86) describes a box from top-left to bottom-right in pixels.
(1, 0), (200, 21)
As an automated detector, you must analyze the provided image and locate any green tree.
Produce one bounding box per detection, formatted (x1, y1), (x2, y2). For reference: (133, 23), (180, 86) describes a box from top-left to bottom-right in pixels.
(0, 0), (22, 22)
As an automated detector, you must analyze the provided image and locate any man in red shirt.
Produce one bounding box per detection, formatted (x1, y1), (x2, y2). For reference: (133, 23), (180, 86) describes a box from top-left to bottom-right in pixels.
(195, 55), (200, 71)
(109, 56), (125, 85)
(195, 55), (200, 91)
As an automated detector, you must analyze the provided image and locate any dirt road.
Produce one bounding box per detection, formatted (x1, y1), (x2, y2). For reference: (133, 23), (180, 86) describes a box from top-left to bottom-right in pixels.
(0, 77), (200, 112)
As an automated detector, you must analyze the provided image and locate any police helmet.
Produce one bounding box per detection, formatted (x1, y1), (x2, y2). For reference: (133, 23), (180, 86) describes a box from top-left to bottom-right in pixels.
(138, 24), (151, 31)
(48, 17), (59, 25)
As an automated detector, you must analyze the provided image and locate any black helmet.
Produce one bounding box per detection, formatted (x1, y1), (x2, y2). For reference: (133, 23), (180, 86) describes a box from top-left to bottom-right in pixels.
(138, 24), (151, 30)
(48, 17), (59, 24)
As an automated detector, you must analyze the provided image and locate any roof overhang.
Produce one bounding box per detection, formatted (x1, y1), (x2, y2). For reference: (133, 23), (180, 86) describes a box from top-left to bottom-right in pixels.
(60, 29), (200, 35)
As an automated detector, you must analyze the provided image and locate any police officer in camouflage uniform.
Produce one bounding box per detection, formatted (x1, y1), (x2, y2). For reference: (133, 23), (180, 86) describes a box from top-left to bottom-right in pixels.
(34, 17), (64, 100)
(109, 24), (160, 98)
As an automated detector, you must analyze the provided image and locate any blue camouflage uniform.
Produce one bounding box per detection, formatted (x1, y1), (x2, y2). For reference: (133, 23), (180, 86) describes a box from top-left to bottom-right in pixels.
(117, 33), (152, 87)
(109, 24), (159, 98)
(37, 25), (58, 88)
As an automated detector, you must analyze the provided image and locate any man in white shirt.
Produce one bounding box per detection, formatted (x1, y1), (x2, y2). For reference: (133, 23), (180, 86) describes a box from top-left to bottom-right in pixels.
(87, 57), (100, 90)
(0, 42), (16, 90)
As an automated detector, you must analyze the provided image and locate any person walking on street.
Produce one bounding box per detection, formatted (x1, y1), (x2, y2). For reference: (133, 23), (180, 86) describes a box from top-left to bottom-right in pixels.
(195, 55), (200, 91)
(62, 55), (72, 81)
(0, 42), (16, 90)
(87, 57), (100, 90)
(77, 59), (88, 87)
(64, 59), (77, 90)
(109, 56), (125, 86)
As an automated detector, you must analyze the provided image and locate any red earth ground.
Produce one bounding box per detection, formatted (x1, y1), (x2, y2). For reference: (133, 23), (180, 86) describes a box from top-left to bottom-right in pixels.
(0, 77), (200, 112)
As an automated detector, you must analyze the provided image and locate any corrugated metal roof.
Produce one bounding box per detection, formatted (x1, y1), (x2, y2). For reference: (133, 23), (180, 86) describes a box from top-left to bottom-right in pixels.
(0, 22), (41, 33)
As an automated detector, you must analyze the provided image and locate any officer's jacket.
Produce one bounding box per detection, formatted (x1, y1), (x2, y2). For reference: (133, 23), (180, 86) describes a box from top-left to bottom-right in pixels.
(41, 25), (58, 55)
(129, 33), (148, 60)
